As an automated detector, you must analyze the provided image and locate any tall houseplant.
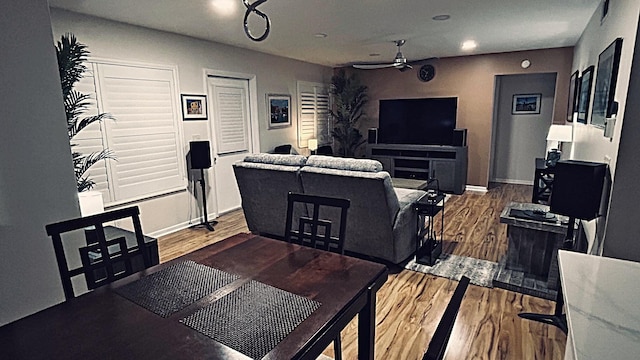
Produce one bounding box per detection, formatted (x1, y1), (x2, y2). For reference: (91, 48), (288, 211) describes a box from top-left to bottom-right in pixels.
(56, 34), (114, 192)
(329, 69), (368, 157)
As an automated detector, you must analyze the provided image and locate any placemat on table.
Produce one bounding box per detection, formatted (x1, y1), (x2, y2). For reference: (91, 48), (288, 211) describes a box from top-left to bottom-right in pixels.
(181, 280), (321, 359)
(116, 260), (239, 318)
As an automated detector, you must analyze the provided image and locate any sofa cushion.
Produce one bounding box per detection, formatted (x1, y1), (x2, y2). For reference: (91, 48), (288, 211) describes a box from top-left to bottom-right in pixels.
(244, 153), (307, 167)
(306, 155), (382, 172)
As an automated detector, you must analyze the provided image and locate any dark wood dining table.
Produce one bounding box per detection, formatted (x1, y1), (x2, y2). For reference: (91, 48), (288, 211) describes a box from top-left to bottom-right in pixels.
(0, 233), (388, 359)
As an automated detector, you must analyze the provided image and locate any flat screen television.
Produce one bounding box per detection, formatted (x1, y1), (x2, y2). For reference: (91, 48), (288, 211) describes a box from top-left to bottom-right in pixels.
(377, 97), (457, 145)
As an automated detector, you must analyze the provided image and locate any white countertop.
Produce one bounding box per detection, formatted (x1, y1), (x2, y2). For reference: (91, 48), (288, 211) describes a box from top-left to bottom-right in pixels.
(558, 250), (640, 360)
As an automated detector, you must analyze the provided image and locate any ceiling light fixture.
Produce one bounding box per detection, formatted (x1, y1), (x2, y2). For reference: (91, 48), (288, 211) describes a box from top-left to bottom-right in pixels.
(210, 0), (237, 16)
(313, 33), (328, 38)
(461, 40), (477, 51)
(243, 0), (270, 42)
(432, 14), (451, 21)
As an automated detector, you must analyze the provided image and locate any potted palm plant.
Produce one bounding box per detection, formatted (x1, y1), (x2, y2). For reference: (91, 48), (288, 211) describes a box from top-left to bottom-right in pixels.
(56, 33), (115, 193)
(329, 69), (368, 157)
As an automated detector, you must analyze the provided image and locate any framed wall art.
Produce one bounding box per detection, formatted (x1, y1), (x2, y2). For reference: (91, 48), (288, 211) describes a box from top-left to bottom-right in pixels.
(267, 94), (291, 129)
(566, 70), (580, 122)
(576, 66), (594, 124)
(591, 37), (623, 128)
(181, 94), (208, 120)
(512, 94), (541, 115)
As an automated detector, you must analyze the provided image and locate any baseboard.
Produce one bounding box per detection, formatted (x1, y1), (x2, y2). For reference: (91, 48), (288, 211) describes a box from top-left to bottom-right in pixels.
(465, 185), (488, 193)
(492, 178), (534, 185)
(147, 206), (242, 238)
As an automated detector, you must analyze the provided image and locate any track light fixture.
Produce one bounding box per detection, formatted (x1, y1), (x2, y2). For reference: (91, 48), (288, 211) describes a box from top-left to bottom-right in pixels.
(243, 0), (270, 42)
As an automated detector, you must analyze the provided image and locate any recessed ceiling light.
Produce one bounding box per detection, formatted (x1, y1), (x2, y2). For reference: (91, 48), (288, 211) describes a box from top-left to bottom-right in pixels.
(210, 0), (237, 17)
(461, 40), (477, 51)
(432, 14), (450, 21)
(313, 33), (328, 38)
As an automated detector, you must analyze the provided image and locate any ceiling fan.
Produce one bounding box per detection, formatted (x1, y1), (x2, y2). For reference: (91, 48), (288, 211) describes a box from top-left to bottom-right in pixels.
(352, 40), (436, 72)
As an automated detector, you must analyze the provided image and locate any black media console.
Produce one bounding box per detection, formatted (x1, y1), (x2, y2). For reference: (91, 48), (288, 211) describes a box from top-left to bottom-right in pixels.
(366, 143), (468, 194)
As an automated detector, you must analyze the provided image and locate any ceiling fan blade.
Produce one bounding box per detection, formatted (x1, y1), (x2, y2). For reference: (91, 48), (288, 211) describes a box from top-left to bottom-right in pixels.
(397, 64), (413, 72)
(352, 63), (399, 70)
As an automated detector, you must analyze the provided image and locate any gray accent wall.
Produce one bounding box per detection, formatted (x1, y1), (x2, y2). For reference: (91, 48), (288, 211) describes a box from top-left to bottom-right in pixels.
(0, 0), (80, 325)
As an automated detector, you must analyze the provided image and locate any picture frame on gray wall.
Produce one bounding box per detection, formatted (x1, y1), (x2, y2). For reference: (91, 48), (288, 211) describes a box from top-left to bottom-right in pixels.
(576, 66), (594, 124)
(591, 38), (623, 128)
(566, 70), (580, 122)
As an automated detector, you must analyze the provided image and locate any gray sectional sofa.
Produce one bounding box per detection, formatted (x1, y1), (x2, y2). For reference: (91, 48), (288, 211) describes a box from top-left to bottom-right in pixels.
(233, 154), (425, 264)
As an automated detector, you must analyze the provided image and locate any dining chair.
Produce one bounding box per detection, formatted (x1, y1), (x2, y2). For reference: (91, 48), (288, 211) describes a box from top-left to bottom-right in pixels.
(423, 276), (470, 360)
(284, 192), (350, 255)
(284, 192), (350, 360)
(46, 206), (152, 301)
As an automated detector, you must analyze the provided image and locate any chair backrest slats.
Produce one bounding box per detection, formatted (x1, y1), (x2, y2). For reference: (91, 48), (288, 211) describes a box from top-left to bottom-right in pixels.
(284, 192), (350, 254)
(45, 206), (151, 300)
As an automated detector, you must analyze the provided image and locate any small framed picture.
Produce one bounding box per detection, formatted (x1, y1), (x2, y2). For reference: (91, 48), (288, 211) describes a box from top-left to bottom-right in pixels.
(566, 70), (580, 122)
(512, 94), (541, 115)
(181, 94), (207, 120)
(267, 94), (291, 129)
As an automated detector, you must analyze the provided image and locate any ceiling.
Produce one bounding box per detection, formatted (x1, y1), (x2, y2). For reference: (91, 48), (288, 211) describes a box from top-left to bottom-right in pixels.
(49, 0), (600, 68)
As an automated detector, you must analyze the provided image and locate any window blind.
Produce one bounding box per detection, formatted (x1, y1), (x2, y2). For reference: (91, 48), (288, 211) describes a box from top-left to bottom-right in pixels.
(297, 81), (330, 148)
(73, 61), (185, 204)
(212, 83), (250, 154)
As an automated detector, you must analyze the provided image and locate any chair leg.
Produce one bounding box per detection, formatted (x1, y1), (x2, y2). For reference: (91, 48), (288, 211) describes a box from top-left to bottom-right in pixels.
(334, 334), (342, 360)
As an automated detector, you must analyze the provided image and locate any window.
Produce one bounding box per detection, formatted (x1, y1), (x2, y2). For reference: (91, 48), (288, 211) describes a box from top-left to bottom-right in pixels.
(297, 81), (330, 148)
(73, 61), (185, 205)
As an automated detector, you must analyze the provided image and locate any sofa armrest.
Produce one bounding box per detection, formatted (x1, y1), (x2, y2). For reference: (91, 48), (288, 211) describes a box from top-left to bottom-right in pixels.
(392, 188), (427, 261)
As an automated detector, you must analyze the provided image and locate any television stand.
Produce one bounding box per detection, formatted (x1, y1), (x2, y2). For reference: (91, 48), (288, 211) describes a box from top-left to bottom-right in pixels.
(366, 144), (468, 194)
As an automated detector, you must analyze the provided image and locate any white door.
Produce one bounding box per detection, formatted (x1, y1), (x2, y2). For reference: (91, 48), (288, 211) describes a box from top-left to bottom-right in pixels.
(207, 76), (253, 214)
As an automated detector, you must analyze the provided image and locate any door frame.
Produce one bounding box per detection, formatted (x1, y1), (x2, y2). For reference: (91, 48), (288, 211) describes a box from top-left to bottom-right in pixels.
(203, 69), (260, 217)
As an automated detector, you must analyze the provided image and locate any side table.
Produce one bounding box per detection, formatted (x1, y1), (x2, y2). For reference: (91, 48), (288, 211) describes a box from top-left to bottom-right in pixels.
(532, 158), (555, 204)
(494, 202), (568, 299)
(414, 192), (445, 266)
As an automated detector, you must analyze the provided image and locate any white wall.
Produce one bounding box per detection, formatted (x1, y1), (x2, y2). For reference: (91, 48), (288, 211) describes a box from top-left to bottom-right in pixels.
(492, 73), (557, 183)
(0, 0), (80, 325)
(49, 9), (332, 236)
(570, 0), (640, 260)
(571, 0), (639, 174)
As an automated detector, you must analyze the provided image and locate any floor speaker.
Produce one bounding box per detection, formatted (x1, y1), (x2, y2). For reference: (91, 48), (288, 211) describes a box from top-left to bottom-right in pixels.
(452, 128), (467, 147)
(550, 160), (607, 220)
(190, 141), (211, 169)
(368, 128), (378, 144)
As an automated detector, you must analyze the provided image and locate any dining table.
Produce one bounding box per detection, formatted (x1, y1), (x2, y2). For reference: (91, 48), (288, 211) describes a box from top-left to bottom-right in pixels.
(0, 233), (388, 359)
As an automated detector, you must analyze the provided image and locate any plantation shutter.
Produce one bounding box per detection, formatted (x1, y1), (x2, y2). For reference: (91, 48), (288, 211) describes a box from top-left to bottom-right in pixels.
(72, 64), (110, 198)
(211, 79), (250, 154)
(297, 81), (330, 148)
(96, 63), (184, 202)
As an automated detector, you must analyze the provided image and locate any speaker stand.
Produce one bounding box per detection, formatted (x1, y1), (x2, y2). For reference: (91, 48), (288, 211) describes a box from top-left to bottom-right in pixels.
(194, 168), (217, 231)
(517, 216), (575, 334)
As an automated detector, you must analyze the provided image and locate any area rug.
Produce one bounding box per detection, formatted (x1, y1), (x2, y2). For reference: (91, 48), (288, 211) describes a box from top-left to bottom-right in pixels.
(405, 253), (499, 288)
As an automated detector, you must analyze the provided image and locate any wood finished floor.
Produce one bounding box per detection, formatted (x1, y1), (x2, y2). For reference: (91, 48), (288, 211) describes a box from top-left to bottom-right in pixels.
(158, 183), (566, 359)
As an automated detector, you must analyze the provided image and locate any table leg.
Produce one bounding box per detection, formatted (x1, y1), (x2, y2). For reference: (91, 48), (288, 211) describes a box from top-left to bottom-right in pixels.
(358, 286), (376, 360)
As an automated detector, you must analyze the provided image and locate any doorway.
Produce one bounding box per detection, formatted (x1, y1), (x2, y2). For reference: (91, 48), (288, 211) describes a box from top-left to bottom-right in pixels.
(491, 73), (557, 184)
(207, 75), (256, 215)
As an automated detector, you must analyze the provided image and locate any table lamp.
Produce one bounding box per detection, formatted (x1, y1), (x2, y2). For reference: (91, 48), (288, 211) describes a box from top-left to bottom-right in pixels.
(546, 125), (573, 167)
(308, 138), (318, 155)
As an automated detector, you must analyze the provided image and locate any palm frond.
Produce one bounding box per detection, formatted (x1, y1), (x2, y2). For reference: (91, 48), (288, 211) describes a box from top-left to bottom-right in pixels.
(57, 33), (116, 191)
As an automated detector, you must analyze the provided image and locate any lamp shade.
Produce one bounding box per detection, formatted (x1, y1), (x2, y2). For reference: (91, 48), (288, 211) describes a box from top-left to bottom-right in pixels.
(546, 124), (573, 142)
(308, 138), (318, 151)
